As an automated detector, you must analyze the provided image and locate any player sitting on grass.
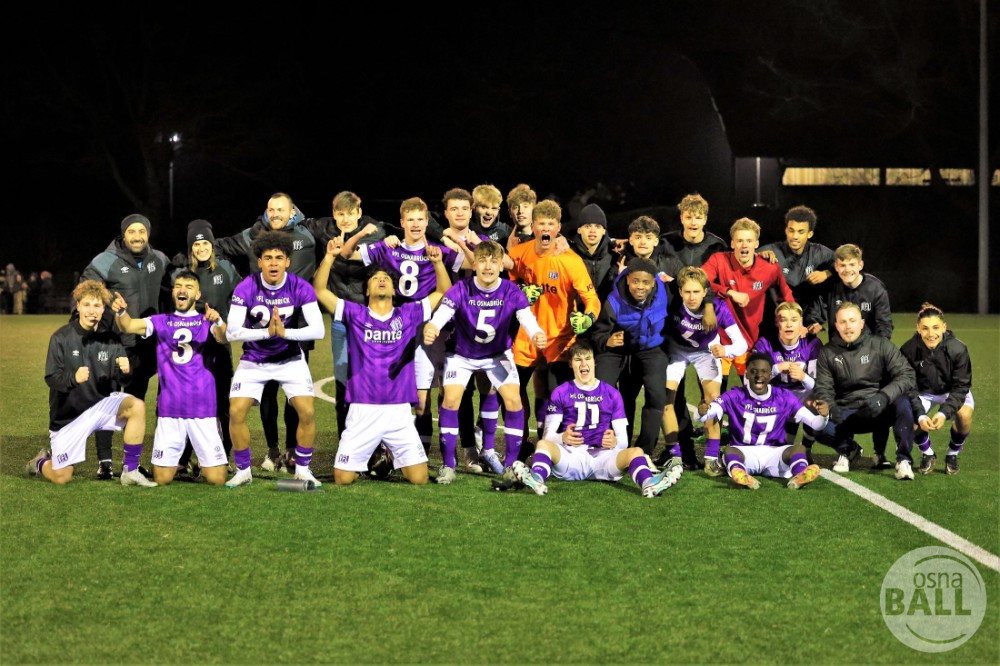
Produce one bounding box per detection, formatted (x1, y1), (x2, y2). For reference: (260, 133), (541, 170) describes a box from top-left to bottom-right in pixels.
(225, 231), (326, 488)
(695, 352), (827, 490)
(110, 272), (230, 485)
(313, 239), (451, 486)
(27, 280), (156, 487)
(901, 304), (974, 475)
(662, 266), (747, 476)
(751, 302), (823, 458)
(512, 341), (676, 498)
(424, 240), (547, 481)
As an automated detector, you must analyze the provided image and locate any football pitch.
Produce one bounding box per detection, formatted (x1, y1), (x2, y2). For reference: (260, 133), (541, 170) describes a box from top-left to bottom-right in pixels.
(1, 314), (997, 664)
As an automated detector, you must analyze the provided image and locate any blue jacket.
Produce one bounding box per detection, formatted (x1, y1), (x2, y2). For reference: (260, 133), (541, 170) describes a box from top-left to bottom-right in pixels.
(589, 269), (669, 353)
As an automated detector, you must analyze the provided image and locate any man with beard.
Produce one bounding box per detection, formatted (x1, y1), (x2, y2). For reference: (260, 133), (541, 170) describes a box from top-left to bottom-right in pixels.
(110, 271), (230, 485)
(82, 213), (170, 479)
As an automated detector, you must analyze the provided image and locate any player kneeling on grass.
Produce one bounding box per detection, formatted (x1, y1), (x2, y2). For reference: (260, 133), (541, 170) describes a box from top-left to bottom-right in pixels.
(110, 272), (230, 485)
(28, 280), (155, 487)
(424, 240), (547, 482)
(901, 303), (974, 475)
(313, 239), (451, 486)
(662, 267), (747, 476)
(512, 341), (675, 498)
(695, 352), (827, 490)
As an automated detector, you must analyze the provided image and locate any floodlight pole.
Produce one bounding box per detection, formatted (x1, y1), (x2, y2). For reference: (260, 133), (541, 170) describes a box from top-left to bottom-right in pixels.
(978, 0), (989, 314)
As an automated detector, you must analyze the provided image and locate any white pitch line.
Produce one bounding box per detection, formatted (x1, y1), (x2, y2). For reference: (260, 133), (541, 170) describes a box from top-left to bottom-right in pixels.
(820, 469), (1000, 573)
(313, 376), (337, 405)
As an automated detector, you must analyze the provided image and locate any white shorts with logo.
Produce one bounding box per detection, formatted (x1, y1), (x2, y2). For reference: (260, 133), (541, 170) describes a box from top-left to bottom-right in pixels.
(230, 357), (314, 402)
(334, 403), (429, 472)
(552, 444), (625, 482)
(918, 391), (975, 414)
(666, 343), (723, 384)
(415, 325), (448, 391)
(152, 417), (228, 468)
(442, 351), (519, 389)
(731, 444), (793, 478)
(49, 392), (130, 470)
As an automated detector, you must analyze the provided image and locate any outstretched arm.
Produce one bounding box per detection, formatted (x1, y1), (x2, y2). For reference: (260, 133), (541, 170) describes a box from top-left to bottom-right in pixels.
(110, 291), (148, 336)
(425, 245), (452, 310)
(312, 240), (341, 314)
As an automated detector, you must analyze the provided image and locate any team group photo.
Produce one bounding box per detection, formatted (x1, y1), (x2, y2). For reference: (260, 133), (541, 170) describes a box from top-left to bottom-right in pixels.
(3, 2), (998, 664)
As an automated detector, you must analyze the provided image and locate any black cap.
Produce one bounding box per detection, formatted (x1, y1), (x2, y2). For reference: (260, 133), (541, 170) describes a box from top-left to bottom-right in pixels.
(578, 203), (607, 228)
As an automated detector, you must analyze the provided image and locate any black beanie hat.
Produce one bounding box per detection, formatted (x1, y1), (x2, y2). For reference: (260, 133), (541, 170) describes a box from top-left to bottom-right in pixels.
(578, 203), (607, 228)
(187, 219), (216, 248)
(121, 213), (151, 236)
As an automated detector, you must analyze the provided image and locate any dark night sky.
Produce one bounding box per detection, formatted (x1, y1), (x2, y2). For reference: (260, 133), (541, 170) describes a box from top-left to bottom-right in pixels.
(6, 0), (997, 283)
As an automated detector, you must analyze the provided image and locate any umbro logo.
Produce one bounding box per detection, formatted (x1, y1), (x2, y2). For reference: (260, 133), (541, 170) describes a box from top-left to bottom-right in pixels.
(120, 267), (130, 273)
(72, 350), (80, 357)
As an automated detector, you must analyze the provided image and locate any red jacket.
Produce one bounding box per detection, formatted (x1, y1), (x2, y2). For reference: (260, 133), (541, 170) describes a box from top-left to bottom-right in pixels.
(701, 251), (794, 346)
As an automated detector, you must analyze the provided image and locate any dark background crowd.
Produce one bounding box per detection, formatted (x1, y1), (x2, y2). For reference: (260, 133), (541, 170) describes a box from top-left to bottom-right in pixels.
(7, 1), (998, 312)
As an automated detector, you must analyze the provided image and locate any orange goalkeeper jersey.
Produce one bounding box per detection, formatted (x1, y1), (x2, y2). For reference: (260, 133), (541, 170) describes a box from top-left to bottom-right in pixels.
(508, 241), (600, 366)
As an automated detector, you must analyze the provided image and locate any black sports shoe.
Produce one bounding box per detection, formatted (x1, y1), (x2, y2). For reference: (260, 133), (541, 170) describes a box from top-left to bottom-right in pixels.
(945, 455), (959, 475)
(96, 460), (115, 480)
(871, 453), (894, 470)
(847, 440), (864, 466)
(918, 454), (937, 475)
(137, 465), (154, 479)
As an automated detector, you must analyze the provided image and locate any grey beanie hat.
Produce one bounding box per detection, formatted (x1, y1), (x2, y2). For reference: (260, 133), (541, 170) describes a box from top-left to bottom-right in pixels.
(121, 213), (151, 236)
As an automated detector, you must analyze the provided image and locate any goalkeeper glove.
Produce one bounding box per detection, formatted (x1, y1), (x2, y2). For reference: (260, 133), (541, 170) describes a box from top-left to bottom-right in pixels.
(521, 284), (543, 306)
(570, 311), (595, 334)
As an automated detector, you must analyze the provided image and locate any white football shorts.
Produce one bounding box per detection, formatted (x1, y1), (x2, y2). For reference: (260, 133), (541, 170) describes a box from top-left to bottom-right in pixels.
(230, 357), (314, 402)
(334, 403), (429, 472)
(49, 392), (130, 470)
(152, 417), (228, 468)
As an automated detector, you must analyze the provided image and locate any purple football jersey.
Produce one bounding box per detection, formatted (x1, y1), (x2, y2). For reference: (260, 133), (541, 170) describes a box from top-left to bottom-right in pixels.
(714, 385), (804, 447)
(668, 297), (737, 351)
(148, 312), (218, 418)
(337, 299), (430, 406)
(360, 240), (463, 301)
(230, 273), (317, 363)
(546, 380), (626, 450)
(752, 335), (823, 391)
(441, 277), (529, 359)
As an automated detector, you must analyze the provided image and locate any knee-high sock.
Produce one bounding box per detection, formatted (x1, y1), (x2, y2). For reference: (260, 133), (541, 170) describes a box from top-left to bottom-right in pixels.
(949, 429), (968, 454)
(439, 407), (459, 469)
(503, 409), (525, 467)
(628, 456), (653, 488)
(480, 393), (500, 452)
(234, 448), (252, 471)
(705, 438), (721, 459)
(723, 450), (745, 475)
(415, 410), (434, 455)
(789, 451), (808, 476)
(530, 450), (553, 482)
(123, 443), (143, 472)
(294, 445), (313, 470)
(914, 430), (933, 455)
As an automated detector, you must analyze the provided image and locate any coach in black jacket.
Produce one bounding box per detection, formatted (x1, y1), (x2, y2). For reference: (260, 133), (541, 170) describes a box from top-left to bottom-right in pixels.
(813, 302), (917, 479)
(81, 213), (170, 477)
